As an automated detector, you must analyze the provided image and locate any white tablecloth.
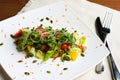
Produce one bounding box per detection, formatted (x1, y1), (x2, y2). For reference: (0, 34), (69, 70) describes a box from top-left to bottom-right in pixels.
(1, 0), (120, 80)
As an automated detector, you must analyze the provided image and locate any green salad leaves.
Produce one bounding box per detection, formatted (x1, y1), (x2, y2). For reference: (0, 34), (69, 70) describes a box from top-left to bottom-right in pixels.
(11, 26), (87, 62)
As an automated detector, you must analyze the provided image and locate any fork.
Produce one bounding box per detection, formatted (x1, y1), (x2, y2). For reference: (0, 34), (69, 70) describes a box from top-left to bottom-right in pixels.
(95, 12), (120, 80)
(95, 12), (113, 74)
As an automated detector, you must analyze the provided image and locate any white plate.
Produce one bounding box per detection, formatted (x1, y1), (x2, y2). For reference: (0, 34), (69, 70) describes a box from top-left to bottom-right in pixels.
(0, 2), (109, 80)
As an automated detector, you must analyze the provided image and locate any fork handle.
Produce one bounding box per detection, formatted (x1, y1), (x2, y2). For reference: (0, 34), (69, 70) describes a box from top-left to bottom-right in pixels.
(106, 42), (120, 80)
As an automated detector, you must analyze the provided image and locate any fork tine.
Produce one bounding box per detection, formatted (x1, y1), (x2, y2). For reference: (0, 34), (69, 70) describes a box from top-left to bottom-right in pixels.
(102, 12), (108, 27)
(102, 12), (113, 28)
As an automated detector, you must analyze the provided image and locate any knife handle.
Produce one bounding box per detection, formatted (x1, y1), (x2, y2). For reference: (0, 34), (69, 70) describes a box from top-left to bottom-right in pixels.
(95, 17), (106, 42)
(106, 42), (120, 80)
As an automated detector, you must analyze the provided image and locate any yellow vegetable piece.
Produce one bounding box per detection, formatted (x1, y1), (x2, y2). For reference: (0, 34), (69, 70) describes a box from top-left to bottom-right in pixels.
(36, 50), (44, 59)
(26, 45), (31, 51)
(70, 51), (78, 61)
(79, 36), (86, 45)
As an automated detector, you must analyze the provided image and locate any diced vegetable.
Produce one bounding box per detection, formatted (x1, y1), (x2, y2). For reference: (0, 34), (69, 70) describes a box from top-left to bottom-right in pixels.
(78, 45), (87, 52)
(69, 47), (82, 55)
(79, 36), (86, 45)
(36, 50), (44, 59)
(11, 25), (87, 62)
(69, 51), (78, 61)
(61, 54), (71, 61)
(44, 50), (55, 62)
(60, 43), (70, 50)
(69, 47), (82, 61)
(27, 47), (36, 57)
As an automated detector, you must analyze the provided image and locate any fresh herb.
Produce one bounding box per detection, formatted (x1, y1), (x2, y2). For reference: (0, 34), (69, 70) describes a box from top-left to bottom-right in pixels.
(61, 54), (70, 62)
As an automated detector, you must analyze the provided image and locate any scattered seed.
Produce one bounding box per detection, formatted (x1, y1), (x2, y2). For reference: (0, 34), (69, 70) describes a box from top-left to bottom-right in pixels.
(32, 60), (37, 63)
(40, 18), (44, 22)
(0, 43), (3, 46)
(50, 20), (53, 24)
(10, 34), (14, 38)
(24, 72), (30, 75)
(74, 30), (77, 32)
(46, 70), (51, 74)
(40, 24), (43, 27)
(56, 64), (60, 66)
(81, 53), (85, 57)
(46, 17), (50, 20)
(63, 67), (68, 70)
(18, 60), (23, 63)
(22, 17), (25, 19)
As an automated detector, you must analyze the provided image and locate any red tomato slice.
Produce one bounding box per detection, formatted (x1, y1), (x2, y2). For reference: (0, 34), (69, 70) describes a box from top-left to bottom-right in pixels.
(77, 45), (87, 51)
(60, 43), (69, 50)
(14, 29), (23, 38)
(36, 26), (45, 33)
(41, 32), (49, 38)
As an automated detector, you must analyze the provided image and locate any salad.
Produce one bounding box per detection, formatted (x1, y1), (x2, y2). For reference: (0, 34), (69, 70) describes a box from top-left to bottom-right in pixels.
(11, 26), (87, 62)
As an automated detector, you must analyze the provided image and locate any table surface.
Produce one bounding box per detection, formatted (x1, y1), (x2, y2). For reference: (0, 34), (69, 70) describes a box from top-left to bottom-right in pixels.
(0, 0), (120, 21)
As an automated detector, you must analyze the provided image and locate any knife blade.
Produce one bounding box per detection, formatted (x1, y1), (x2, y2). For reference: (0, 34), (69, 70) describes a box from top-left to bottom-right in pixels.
(95, 17), (120, 80)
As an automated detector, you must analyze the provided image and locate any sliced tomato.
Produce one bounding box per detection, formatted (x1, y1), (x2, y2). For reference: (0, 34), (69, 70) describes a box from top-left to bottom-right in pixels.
(41, 32), (49, 38)
(14, 29), (23, 38)
(60, 43), (70, 50)
(36, 26), (45, 33)
(77, 45), (87, 51)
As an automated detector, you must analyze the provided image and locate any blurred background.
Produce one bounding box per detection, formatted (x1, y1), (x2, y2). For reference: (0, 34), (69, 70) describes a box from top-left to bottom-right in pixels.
(0, 0), (29, 21)
(0, 0), (120, 21)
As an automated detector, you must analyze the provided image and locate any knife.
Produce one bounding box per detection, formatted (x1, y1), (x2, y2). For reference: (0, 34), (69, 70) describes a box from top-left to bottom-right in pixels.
(95, 17), (120, 80)
(95, 17), (106, 42)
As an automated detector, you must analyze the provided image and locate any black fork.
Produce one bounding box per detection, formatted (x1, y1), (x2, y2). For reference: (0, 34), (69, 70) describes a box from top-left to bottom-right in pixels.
(95, 12), (120, 80)
(95, 12), (113, 74)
